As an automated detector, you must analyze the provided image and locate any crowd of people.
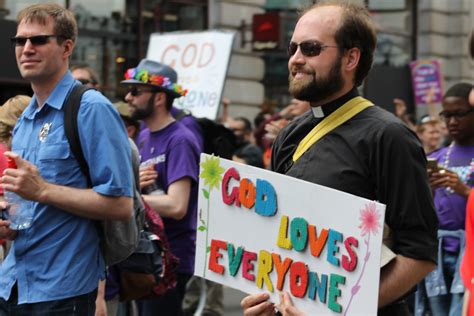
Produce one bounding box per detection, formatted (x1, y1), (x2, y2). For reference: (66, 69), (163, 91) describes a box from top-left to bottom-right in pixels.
(0, 1), (473, 316)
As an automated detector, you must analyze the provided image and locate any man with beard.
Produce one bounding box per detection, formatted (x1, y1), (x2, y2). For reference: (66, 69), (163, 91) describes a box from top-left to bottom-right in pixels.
(241, 1), (438, 315)
(122, 59), (201, 316)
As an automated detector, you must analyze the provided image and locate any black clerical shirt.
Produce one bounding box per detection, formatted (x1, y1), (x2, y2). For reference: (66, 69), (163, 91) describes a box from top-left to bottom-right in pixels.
(271, 88), (438, 263)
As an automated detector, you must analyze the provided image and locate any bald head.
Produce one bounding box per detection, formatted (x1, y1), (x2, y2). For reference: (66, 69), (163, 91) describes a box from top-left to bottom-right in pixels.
(300, 1), (376, 86)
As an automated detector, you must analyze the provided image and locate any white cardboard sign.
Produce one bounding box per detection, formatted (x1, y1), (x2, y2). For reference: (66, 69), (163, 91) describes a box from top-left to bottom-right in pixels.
(195, 154), (386, 315)
(147, 31), (235, 120)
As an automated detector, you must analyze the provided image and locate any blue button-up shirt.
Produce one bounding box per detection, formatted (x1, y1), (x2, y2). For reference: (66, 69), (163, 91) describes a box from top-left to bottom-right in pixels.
(0, 72), (133, 303)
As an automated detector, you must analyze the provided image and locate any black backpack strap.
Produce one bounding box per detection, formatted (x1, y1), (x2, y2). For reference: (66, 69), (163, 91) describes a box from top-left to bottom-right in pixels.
(63, 84), (94, 187)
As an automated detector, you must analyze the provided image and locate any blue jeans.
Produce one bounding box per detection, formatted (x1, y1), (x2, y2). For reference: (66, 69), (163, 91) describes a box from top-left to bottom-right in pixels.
(428, 252), (463, 316)
(0, 284), (97, 316)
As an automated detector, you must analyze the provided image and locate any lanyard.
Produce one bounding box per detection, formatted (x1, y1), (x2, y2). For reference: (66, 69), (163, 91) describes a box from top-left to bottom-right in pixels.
(292, 96), (373, 162)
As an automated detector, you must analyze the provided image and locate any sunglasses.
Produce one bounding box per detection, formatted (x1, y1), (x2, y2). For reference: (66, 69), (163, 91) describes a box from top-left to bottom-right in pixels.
(10, 35), (64, 47)
(78, 78), (98, 86)
(439, 108), (474, 121)
(288, 41), (338, 57)
(128, 86), (156, 97)
(78, 79), (92, 85)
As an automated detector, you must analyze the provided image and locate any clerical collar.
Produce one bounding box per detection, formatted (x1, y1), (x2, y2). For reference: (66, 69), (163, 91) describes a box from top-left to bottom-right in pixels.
(311, 87), (359, 118)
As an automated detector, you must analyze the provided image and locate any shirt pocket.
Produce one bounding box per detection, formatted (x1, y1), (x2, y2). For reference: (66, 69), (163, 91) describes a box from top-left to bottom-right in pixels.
(37, 141), (75, 183)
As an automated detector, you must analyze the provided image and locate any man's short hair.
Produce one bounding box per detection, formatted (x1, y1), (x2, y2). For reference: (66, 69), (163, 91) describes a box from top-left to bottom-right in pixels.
(164, 95), (175, 112)
(17, 3), (77, 44)
(71, 64), (100, 85)
(305, 0), (377, 86)
(234, 117), (252, 133)
(444, 82), (473, 103)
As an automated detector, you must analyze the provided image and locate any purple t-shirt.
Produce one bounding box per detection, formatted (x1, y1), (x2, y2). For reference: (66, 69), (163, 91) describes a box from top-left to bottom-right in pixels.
(170, 106), (204, 150)
(430, 144), (474, 252)
(138, 121), (201, 274)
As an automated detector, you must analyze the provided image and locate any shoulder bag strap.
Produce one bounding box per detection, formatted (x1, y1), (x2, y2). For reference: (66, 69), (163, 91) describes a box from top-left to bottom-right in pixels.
(63, 84), (94, 187)
(292, 96), (373, 162)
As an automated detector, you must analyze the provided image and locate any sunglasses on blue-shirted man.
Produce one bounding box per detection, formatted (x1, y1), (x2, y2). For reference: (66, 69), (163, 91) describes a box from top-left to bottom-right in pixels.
(10, 35), (65, 47)
(288, 41), (338, 57)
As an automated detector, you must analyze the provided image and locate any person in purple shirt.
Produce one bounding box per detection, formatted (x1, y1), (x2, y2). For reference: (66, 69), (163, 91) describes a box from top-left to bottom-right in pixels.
(425, 82), (474, 316)
(122, 59), (201, 316)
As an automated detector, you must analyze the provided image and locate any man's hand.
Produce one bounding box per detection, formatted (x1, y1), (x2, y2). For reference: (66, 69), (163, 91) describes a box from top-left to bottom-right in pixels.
(264, 120), (287, 141)
(139, 164), (158, 190)
(2, 151), (48, 202)
(0, 218), (17, 240)
(241, 293), (275, 316)
(277, 292), (305, 316)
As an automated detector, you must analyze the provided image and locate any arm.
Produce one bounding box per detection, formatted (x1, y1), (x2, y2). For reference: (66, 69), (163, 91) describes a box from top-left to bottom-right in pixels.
(95, 280), (107, 316)
(218, 98), (231, 125)
(376, 123), (438, 303)
(462, 289), (470, 316)
(143, 177), (191, 220)
(2, 152), (132, 220)
(378, 255), (435, 307)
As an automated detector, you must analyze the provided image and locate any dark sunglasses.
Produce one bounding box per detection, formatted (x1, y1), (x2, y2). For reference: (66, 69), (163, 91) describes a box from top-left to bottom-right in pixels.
(128, 86), (156, 97)
(288, 41), (338, 57)
(10, 35), (64, 47)
(78, 79), (92, 85)
(439, 108), (474, 121)
(78, 78), (98, 86)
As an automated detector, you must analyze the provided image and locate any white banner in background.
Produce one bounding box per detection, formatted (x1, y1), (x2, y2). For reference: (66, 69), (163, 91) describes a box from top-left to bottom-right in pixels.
(147, 31), (235, 120)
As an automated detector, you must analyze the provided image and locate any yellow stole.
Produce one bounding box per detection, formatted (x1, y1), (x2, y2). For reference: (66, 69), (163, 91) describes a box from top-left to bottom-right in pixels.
(292, 96), (373, 162)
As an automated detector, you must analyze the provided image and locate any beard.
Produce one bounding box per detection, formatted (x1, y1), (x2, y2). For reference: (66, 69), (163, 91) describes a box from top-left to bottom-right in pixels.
(288, 57), (344, 104)
(131, 93), (155, 121)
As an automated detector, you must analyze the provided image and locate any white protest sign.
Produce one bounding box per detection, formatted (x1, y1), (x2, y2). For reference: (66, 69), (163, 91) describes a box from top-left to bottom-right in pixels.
(196, 154), (386, 315)
(147, 31), (235, 120)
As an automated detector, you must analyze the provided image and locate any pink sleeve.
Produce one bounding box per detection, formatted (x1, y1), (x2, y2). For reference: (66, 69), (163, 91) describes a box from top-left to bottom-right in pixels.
(461, 190), (474, 291)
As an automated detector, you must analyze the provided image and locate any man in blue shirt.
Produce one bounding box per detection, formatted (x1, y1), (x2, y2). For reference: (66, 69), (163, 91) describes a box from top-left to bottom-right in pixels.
(0, 3), (133, 315)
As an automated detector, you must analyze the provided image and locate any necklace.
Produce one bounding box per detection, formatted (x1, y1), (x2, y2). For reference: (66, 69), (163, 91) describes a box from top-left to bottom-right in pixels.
(442, 142), (474, 193)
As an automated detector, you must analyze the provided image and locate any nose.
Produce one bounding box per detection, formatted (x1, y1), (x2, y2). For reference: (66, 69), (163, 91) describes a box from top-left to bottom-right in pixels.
(288, 47), (305, 68)
(124, 92), (132, 102)
(446, 116), (459, 126)
(20, 39), (36, 53)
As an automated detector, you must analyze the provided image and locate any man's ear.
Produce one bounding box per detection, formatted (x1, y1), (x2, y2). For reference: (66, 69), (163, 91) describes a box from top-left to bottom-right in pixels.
(343, 47), (361, 72)
(62, 39), (75, 59)
(154, 92), (166, 107)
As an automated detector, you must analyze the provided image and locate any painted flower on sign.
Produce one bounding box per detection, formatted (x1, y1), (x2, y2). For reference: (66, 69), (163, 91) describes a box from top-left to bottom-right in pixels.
(200, 155), (225, 191)
(358, 202), (381, 237)
(198, 155), (225, 277)
(344, 202), (382, 315)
